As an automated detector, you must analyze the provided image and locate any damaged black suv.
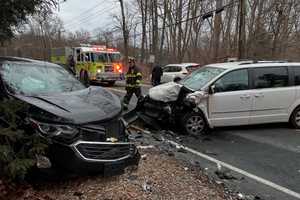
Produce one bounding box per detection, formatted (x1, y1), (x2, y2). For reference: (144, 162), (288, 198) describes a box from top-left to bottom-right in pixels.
(0, 57), (139, 173)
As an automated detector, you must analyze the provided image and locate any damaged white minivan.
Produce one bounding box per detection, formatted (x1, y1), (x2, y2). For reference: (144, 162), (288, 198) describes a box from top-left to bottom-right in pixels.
(137, 61), (300, 135)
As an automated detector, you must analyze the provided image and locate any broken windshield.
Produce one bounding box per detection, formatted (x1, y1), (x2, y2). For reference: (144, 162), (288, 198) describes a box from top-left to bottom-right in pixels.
(180, 66), (225, 91)
(0, 63), (85, 95)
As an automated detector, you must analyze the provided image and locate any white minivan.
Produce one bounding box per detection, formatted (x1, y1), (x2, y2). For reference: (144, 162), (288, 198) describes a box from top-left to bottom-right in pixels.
(144, 61), (300, 135)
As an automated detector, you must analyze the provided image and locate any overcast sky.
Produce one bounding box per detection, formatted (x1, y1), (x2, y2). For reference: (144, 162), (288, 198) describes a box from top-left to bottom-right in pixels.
(56, 0), (121, 33)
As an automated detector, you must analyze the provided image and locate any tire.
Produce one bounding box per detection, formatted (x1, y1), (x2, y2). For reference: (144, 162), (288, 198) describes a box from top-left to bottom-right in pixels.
(290, 106), (300, 129)
(107, 81), (116, 86)
(181, 112), (207, 136)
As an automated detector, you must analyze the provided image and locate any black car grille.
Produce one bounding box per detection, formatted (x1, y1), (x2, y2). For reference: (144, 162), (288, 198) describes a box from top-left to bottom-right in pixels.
(105, 65), (113, 72)
(76, 143), (135, 160)
(80, 119), (125, 142)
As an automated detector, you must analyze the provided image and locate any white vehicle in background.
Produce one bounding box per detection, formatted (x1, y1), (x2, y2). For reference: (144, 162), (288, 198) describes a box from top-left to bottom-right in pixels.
(161, 63), (200, 83)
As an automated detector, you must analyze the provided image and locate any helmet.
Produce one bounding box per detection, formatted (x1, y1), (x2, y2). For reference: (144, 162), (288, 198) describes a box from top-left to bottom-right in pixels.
(128, 57), (135, 63)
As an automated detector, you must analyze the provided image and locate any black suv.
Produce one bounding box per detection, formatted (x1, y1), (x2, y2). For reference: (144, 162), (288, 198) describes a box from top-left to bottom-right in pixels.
(0, 57), (139, 173)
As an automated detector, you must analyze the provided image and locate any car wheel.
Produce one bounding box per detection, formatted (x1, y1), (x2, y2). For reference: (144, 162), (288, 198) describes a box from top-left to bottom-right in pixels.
(181, 112), (207, 136)
(107, 81), (115, 86)
(290, 107), (300, 129)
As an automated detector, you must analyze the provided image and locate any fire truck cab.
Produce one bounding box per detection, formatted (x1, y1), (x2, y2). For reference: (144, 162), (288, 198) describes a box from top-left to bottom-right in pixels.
(75, 45), (123, 86)
(51, 45), (123, 86)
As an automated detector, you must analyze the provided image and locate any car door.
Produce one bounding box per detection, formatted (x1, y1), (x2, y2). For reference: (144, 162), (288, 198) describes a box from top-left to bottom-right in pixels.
(162, 66), (176, 83)
(249, 66), (295, 124)
(161, 66), (170, 83)
(209, 68), (253, 127)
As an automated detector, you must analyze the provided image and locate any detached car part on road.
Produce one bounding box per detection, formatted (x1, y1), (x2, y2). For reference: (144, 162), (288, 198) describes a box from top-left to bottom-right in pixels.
(0, 57), (139, 174)
(137, 61), (300, 136)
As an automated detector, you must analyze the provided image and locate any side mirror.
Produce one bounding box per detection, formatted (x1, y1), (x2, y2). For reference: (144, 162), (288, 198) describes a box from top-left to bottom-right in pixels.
(208, 85), (215, 94)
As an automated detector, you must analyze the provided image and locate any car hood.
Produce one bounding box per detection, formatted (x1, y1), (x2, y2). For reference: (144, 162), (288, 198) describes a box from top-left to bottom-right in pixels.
(149, 82), (183, 102)
(15, 86), (122, 124)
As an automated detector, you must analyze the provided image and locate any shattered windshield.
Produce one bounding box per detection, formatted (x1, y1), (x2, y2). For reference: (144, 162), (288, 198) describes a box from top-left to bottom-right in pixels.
(0, 63), (85, 95)
(180, 66), (225, 91)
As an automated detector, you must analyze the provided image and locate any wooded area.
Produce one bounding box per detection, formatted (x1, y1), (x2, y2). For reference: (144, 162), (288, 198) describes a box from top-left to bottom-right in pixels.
(1, 0), (300, 65)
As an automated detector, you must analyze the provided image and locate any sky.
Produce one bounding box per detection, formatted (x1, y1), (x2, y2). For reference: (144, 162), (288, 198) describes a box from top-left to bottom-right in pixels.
(56, 0), (121, 33)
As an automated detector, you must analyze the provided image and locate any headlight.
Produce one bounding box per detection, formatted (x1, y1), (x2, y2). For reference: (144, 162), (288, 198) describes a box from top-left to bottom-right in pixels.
(184, 95), (197, 107)
(97, 69), (102, 73)
(30, 119), (78, 138)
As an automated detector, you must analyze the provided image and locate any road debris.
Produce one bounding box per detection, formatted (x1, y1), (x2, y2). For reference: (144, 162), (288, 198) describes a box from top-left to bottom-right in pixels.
(5, 148), (234, 200)
(215, 170), (238, 180)
(237, 192), (244, 199)
(137, 145), (155, 149)
(142, 181), (152, 193)
(141, 154), (147, 160)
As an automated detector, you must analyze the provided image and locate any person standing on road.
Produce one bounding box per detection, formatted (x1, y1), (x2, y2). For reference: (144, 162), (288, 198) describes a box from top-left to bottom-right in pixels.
(67, 55), (76, 75)
(151, 65), (163, 86)
(123, 58), (142, 110)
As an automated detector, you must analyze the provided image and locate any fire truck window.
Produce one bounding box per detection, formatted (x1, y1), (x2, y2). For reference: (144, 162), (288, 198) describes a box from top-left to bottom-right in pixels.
(91, 53), (95, 62)
(85, 53), (91, 62)
(80, 54), (84, 62)
(96, 53), (106, 62)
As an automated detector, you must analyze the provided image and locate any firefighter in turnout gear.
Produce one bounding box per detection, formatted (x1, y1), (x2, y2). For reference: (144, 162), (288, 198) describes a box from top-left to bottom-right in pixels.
(123, 58), (142, 110)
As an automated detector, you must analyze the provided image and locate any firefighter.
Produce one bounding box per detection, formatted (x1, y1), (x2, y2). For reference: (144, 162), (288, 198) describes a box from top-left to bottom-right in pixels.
(67, 55), (76, 75)
(123, 58), (142, 110)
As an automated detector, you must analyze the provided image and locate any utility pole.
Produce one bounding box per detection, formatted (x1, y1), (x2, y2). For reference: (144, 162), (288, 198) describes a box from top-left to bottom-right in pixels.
(118, 0), (129, 68)
(212, 0), (223, 62)
(238, 0), (246, 59)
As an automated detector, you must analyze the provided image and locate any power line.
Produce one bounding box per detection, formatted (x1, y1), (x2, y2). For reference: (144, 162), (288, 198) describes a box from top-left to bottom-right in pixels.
(90, 0), (239, 43)
(63, 0), (105, 26)
(64, 5), (116, 29)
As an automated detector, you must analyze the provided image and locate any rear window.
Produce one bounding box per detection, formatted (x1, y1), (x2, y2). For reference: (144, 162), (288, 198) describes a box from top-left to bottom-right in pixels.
(163, 66), (182, 72)
(186, 65), (200, 73)
(253, 67), (289, 89)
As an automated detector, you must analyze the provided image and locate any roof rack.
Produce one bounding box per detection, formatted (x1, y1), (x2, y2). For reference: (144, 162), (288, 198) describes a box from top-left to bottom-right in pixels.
(239, 60), (289, 65)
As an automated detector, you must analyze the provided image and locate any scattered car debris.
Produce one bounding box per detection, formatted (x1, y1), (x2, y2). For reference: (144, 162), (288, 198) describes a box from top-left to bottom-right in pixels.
(137, 145), (155, 150)
(176, 145), (188, 153)
(204, 150), (218, 156)
(142, 181), (152, 193)
(215, 170), (238, 180)
(151, 134), (163, 142)
(141, 154), (147, 160)
(237, 192), (244, 199)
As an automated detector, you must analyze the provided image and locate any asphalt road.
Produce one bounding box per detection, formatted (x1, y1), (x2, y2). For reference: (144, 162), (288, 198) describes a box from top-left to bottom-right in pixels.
(103, 81), (300, 200)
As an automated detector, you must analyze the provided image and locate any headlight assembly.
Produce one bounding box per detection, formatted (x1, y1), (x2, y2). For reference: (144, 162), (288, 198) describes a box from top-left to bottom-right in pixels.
(30, 119), (78, 138)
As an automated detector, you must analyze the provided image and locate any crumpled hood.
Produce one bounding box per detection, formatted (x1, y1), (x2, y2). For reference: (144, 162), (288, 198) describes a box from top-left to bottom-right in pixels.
(15, 86), (121, 124)
(149, 82), (183, 102)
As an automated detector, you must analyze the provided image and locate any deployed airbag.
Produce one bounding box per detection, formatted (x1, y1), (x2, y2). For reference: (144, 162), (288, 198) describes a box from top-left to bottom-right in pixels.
(149, 82), (183, 102)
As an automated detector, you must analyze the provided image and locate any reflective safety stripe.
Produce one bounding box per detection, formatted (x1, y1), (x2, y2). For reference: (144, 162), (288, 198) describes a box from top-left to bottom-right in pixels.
(126, 73), (142, 78)
(126, 74), (137, 78)
(126, 83), (141, 87)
